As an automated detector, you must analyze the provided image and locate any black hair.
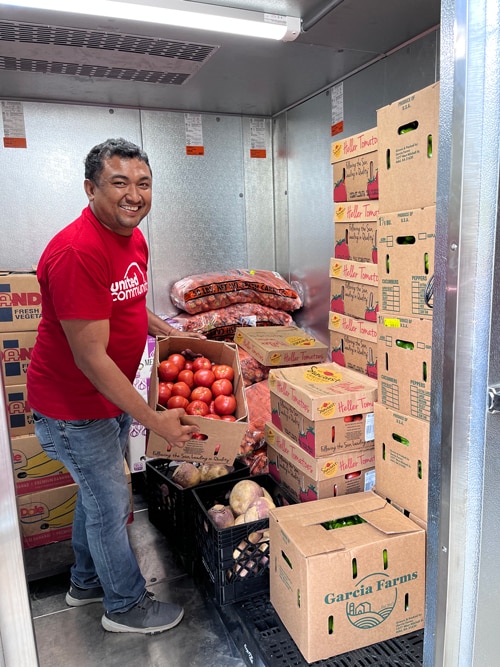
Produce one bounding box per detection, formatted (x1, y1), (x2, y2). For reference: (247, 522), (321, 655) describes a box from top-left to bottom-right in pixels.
(84, 138), (152, 182)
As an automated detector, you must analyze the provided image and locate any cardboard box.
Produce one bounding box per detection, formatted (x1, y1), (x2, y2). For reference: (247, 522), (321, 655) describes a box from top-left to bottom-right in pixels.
(266, 422), (375, 502)
(334, 201), (380, 224)
(374, 402), (429, 523)
(146, 336), (248, 465)
(333, 151), (379, 202)
(330, 127), (378, 163)
(233, 325), (328, 367)
(329, 312), (377, 378)
(269, 491), (426, 663)
(377, 82), (440, 213)
(268, 362), (377, 423)
(378, 206), (435, 318)
(334, 218), (378, 264)
(0, 330), (37, 386)
(18, 462), (133, 549)
(330, 258), (379, 322)
(11, 433), (73, 494)
(0, 270), (42, 332)
(377, 313), (432, 422)
(4, 383), (33, 436)
(270, 391), (374, 457)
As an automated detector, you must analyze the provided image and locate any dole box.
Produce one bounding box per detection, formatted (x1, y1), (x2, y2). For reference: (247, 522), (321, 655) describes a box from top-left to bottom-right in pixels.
(269, 491), (425, 663)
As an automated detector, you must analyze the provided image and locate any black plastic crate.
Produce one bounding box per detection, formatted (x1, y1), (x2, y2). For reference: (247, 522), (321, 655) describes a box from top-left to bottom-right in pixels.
(146, 458), (249, 561)
(217, 592), (424, 667)
(192, 474), (294, 605)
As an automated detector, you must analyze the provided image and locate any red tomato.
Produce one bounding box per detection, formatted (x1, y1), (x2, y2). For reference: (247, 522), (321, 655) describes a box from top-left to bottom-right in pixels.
(211, 378), (233, 397)
(185, 400), (209, 416)
(167, 395), (189, 410)
(158, 360), (179, 382)
(168, 353), (186, 371)
(193, 368), (216, 388)
(213, 394), (236, 416)
(190, 386), (213, 404)
(203, 413), (221, 420)
(192, 433), (208, 440)
(192, 356), (212, 372)
(213, 364), (234, 382)
(171, 381), (192, 399)
(220, 415), (236, 422)
(177, 369), (194, 388)
(158, 382), (172, 406)
(208, 400), (217, 414)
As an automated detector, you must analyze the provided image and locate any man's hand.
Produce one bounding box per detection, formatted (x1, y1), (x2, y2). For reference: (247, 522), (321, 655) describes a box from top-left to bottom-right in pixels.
(154, 407), (200, 450)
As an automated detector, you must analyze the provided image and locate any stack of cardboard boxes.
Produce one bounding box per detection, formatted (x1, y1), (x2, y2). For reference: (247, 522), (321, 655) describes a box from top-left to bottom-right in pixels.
(269, 84), (438, 662)
(329, 128), (379, 380)
(374, 81), (439, 528)
(0, 270), (78, 549)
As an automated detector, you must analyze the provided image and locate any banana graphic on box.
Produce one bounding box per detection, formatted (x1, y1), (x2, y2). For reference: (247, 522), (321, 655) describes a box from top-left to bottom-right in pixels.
(45, 492), (78, 528)
(13, 448), (67, 479)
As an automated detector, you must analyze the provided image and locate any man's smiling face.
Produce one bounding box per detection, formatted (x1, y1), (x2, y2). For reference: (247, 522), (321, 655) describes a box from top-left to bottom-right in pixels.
(84, 155), (152, 236)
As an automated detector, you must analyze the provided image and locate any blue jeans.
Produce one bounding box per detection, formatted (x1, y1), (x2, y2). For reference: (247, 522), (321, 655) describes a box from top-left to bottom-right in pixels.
(32, 411), (146, 613)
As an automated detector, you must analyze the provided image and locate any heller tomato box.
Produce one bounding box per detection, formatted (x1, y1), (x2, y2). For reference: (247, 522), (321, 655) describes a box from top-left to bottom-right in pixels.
(233, 325), (328, 367)
(268, 362), (377, 424)
(269, 491), (426, 663)
(377, 82), (439, 213)
(269, 391), (374, 457)
(374, 402), (430, 524)
(265, 421), (375, 503)
(329, 258), (379, 322)
(146, 336), (248, 465)
(329, 312), (378, 379)
(334, 201), (380, 262)
(0, 270), (42, 332)
(0, 330), (37, 386)
(330, 127), (378, 163)
(377, 313), (432, 422)
(333, 151), (379, 202)
(11, 433), (73, 495)
(378, 206), (435, 318)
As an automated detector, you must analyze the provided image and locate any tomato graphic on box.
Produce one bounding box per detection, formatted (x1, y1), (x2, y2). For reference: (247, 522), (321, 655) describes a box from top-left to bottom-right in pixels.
(271, 409), (283, 431)
(330, 345), (346, 367)
(367, 172), (379, 200)
(330, 287), (345, 314)
(299, 427), (316, 456)
(299, 485), (318, 503)
(364, 292), (378, 322)
(334, 177), (347, 202)
(366, 347), (377, 379)
(371, 229), (378, 264)
(268, 459), (281, 483)
(335, 238), (350, 260)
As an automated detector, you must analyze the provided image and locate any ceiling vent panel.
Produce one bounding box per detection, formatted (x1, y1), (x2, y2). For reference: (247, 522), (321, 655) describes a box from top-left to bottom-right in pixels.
(0, 20), (219, 85)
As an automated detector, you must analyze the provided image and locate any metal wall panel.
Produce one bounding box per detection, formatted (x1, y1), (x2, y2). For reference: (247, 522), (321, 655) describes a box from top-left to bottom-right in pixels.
(0, 103), (142, 269)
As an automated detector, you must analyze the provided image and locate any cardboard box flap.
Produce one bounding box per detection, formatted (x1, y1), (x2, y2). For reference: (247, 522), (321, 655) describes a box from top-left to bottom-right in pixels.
(362, 502), (422, 535)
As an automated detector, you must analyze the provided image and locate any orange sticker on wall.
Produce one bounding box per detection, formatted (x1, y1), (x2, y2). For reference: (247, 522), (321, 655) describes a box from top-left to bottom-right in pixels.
(250, 148), (266, 158)
(186, 146), (205, 156)
(3, 137), (27, 148)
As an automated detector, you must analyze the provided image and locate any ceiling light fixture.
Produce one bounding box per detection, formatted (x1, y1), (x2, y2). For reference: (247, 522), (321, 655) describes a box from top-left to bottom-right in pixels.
(1, 0), (302, 41)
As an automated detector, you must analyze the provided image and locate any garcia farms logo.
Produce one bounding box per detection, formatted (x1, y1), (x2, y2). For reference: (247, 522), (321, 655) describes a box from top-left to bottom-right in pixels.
(325, 571), (417, 630)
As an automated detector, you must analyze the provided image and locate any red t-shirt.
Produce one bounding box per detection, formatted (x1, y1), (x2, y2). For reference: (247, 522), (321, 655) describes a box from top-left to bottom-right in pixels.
(27, 206), (149, 420)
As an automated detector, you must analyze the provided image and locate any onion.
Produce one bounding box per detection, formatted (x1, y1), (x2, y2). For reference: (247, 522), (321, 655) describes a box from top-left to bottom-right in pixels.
(171, 462), (201, 488)
(207, 504), (235, 529)
(229, 479), (264, 516)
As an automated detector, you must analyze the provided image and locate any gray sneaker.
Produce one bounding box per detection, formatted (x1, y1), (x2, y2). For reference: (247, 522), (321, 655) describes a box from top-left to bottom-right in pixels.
(101, 591), (184, 635)
(66, 583), (104, 607)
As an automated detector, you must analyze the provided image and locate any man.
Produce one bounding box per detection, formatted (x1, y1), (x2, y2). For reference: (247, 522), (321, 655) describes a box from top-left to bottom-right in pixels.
(26, 138), (203, 635)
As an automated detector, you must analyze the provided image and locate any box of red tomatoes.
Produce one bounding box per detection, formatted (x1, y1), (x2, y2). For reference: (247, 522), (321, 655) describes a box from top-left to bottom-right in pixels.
(146, 336), (248, 465)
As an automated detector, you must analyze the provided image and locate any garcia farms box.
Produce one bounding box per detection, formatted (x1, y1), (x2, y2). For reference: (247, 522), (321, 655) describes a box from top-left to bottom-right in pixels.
(266, 422), (375, 503)
(0, 270), (42, 332)
(146, 336), (248, 465)
(374, 402), (430, 523)
(268, 362), (377, 423)
(377, 82), (440, 213)
(330, 259), (379, 322)
(378, 206), (435, 318)
(270, 391), (374, 457)
(377, 314), (433, 422)
(269, 491), (426, 663)
(234, 325), (328, 367)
